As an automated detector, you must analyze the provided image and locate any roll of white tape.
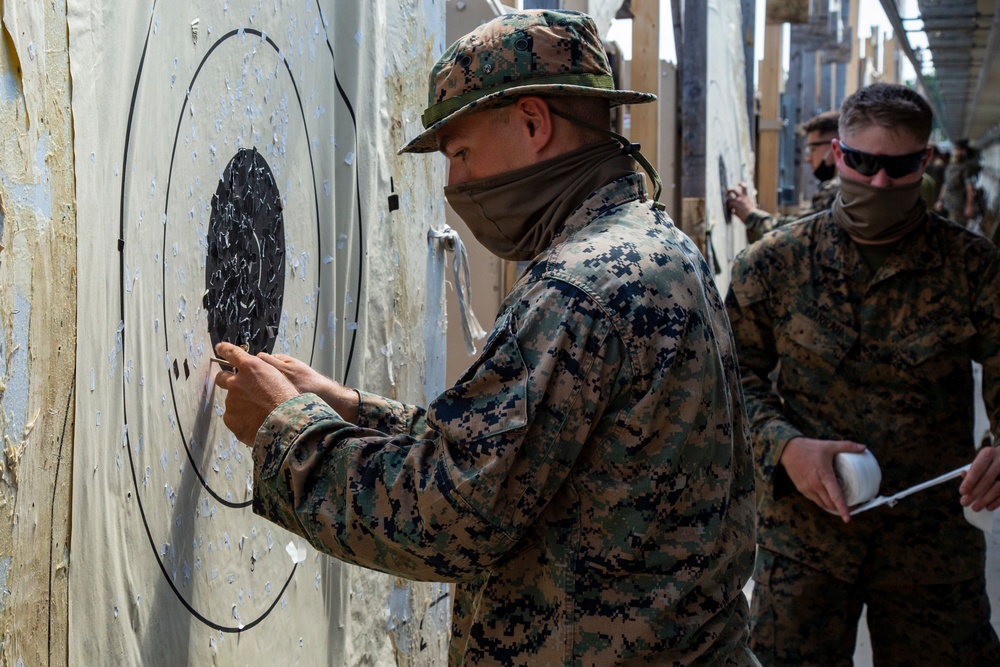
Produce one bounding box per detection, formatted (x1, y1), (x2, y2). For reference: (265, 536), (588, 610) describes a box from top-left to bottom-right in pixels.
(834, 449), (882, 507)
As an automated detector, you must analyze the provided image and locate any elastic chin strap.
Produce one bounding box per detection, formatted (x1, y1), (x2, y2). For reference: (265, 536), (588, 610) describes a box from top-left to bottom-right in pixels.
(549, 106), (665, 210)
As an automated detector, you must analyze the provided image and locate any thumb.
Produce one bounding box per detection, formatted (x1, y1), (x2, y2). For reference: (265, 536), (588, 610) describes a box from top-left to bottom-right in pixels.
(835, 441), (867, 454)
(216, 342), (249, 366)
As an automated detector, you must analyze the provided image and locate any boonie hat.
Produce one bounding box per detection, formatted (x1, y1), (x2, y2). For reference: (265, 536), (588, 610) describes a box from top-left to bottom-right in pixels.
(399, 9), (656, 154)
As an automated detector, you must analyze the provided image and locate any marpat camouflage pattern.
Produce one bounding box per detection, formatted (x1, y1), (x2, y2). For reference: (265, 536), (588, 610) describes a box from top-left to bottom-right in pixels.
(727, 209), (1000, 586)
(253, 175), (758, 665)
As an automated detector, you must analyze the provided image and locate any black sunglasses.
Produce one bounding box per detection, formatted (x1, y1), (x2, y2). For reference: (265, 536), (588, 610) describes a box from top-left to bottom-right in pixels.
(839, 142), (927, 178)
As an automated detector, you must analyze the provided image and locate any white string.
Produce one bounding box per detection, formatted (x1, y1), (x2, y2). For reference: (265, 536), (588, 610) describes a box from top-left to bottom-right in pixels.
(428, 224), (487, 356)
(850, 463), (972, 516)
(834, 450), (882, 507)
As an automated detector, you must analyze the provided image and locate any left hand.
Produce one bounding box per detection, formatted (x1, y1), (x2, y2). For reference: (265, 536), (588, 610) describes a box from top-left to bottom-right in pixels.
(959, 444), (1000, 512)
(213, 342), (299, 445)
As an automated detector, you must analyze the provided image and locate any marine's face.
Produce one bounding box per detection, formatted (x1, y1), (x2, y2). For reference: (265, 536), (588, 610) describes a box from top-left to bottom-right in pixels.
(833, 125), (930, 188)
(437, 108), (534, 187)
(804, 129), (837, 172)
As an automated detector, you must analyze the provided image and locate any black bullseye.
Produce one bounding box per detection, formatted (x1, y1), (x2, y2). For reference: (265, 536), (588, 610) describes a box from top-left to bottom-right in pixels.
(204, 147), (285, 354)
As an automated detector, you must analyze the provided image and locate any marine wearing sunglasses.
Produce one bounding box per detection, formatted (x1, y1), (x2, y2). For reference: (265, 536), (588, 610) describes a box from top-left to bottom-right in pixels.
(832, 132), (930, 187)
(837, 142), (928, 178)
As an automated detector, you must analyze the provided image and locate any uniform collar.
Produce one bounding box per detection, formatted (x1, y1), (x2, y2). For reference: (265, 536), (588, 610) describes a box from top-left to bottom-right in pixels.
(550, 173), (648, 248)
(816, 211), (943, 282)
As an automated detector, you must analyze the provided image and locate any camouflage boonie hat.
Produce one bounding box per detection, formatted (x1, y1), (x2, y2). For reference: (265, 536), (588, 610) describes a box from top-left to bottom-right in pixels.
(399, 9), (656, 154)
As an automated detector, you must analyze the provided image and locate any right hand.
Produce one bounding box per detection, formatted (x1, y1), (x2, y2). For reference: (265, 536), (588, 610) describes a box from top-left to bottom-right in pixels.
(213, 343), (299, 446)
(726, 182), (756, 222)
(780, 436), (868, 523)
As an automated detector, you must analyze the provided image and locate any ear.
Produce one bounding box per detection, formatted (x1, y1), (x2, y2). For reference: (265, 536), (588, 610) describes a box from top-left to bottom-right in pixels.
(920, 146), (933, 169)
(831, 138), (847, 170)
(831, 138), (844, 161)
(512, 96), (555, 154)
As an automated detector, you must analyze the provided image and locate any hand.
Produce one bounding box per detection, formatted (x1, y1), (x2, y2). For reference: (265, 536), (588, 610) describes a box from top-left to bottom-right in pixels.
(726, 182), (756, 222)
(934, 200), (944, 213)
(259, 352), (336, 397)
(779, 436), (868, 523)
(959, 445), (1000, 512)
(213, 342), (299, 445)
(258, 353), (361, 423)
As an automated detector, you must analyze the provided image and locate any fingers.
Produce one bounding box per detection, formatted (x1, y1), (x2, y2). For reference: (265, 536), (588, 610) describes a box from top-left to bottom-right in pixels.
(782, 437), (867, 521)
(960, 447), (1000, 510)
(215, 342), (250, 367)
(822, 472), (852, 523)
(829, 441), (866, 521)
(257, 351), (285, 370)
(213, 343), (250, 389)
(800, 463), (851, 523)
(214, 368), (236, 390)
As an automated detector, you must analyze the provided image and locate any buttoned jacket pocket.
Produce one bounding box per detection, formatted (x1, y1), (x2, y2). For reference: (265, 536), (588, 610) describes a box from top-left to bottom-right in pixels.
(894, 317), (976, 371)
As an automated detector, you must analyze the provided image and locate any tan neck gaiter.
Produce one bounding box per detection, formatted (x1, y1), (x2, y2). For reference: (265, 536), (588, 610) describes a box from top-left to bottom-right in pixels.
(444, 140), (636, 261)
(831, 174), (926, 243)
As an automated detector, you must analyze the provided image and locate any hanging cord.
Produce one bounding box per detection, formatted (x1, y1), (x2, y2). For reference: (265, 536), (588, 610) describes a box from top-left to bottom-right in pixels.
(548, 106), (665, 210)
(428, 224), (488, 355)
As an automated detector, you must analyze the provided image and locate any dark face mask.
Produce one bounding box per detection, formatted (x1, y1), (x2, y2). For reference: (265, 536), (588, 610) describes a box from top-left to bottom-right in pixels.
(813, 161), (836, 183)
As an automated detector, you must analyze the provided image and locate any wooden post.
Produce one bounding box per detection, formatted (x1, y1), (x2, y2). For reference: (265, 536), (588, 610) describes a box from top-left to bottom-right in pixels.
(659, 61), (679, 219)
(631, 0), (660, 173)
(680, 0), (707, 246)
(757, 21), (784, 215)
(867, 28), (879, 86)
(742, 0), (757, 139)
(845, 0), (861, 95)
(815, 49), (822, 109)
(882, 35), (898, 83)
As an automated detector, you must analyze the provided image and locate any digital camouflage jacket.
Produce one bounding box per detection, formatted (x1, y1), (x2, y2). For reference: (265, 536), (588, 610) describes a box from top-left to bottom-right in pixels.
(727, 210), (1000, 585)
(744, 177), (841, 244)
(253, 175), (758, 666)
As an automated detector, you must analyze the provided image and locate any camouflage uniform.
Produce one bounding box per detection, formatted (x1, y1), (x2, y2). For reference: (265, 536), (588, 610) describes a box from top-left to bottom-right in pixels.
(254, 175), (758, 665)
(744, 177), (840, 244)
(940, 158), (979, 228)
(726, 210), (1000, 664)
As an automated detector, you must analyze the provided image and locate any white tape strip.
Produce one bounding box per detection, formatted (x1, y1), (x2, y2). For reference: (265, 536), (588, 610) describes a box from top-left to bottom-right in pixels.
(850, 464), (971, 516)
(428, 224), (487, 356)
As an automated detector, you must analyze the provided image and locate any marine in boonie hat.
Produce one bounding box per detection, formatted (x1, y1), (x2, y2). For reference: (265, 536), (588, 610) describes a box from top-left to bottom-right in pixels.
(398, 9), (657, 154)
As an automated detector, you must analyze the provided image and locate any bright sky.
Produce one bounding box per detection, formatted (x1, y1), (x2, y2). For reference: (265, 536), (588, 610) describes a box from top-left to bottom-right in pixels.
(606, 0), (925, 83)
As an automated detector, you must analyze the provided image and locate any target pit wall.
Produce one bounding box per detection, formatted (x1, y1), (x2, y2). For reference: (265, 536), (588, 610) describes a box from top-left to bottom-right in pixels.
(0, 1), (451, 666)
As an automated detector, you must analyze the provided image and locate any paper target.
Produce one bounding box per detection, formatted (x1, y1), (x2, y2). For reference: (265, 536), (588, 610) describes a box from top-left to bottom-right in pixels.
(116, 2), (362, 633)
